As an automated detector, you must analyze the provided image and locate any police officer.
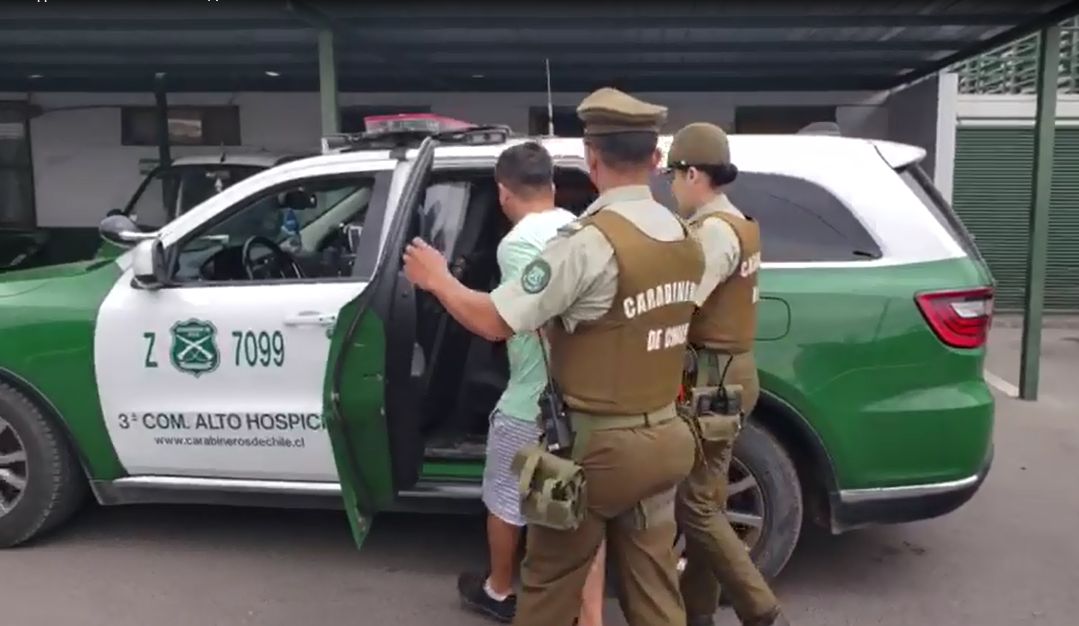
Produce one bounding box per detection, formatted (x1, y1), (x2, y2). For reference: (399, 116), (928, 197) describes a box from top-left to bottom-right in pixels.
(666, 122), (789, 626)
(402, 87), (702, 626)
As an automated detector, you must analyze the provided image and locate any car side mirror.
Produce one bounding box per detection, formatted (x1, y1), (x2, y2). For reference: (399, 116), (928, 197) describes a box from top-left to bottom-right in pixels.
(99, 213), (157, 248)
(130, 239), (170, 289)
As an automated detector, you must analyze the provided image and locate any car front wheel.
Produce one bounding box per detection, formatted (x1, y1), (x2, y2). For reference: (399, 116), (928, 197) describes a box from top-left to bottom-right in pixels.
(0, 382), (87, 548)
(677, 419), (804, 581)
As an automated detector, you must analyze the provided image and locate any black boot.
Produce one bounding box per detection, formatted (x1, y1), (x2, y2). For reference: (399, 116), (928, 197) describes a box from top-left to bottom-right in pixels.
(457, 571), (517, 624)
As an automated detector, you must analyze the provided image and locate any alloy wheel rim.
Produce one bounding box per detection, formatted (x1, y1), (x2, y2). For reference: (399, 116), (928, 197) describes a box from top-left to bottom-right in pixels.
(676, 456), (767, 573)
(0, 416), (29, 517)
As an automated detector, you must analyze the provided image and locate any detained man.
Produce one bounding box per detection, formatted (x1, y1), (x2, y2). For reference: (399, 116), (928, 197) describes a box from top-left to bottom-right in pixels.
(452, 142), (606, 625)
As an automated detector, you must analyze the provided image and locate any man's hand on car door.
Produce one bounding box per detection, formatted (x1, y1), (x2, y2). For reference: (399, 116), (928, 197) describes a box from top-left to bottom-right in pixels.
(403, 237), (453, 292)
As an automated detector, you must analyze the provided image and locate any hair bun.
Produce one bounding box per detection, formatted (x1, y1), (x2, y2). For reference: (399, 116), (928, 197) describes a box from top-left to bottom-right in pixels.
(715, 162), (738, 185)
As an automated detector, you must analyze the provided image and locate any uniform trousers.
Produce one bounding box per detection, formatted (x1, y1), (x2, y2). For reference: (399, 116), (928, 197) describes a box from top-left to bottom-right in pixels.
(676, 350), (780, 625)
(512, 414), (696, 626)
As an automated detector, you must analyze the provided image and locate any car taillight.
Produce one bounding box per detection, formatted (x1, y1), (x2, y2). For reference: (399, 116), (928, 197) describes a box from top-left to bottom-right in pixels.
(915, 287), (994, 349)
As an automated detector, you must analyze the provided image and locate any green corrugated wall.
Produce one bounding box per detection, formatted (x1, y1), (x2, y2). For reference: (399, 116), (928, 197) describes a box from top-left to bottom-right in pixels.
(952, 126), (1079, 311)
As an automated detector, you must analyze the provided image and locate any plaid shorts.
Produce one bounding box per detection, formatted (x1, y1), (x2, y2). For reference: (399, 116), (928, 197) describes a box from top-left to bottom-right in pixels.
(482, 409), (541, 527)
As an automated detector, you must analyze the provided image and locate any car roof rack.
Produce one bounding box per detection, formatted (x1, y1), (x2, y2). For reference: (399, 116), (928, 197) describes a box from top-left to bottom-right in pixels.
(321, 124), (514, 155)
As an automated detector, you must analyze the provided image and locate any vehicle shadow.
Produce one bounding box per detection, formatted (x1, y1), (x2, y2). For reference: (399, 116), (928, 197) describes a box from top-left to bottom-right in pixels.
(774, 522), (937, 596)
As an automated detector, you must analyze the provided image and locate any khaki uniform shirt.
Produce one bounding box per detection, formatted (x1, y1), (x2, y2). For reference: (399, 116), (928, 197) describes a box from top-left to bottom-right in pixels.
(491, 185), (690, 333)
(691, 194), (743, 306)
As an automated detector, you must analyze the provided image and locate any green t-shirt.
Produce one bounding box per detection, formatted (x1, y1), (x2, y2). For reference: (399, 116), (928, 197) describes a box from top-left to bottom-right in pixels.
(494, 208), (577, 422)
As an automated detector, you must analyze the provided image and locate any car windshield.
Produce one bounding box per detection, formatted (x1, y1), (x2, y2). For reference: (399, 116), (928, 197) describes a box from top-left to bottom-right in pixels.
(126, 164), (264, 229)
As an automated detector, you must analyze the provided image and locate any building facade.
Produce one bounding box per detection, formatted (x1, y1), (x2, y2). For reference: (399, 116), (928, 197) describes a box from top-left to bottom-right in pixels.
(950, 17), (1079, 311)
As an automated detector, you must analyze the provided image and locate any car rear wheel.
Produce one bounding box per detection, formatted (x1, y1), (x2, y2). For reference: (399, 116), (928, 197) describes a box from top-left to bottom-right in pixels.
(0, 382), (87, 548)
(676, 420), (803, 581)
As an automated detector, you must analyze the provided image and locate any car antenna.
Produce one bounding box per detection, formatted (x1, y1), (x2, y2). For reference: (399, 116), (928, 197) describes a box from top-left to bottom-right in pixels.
(545, 58), (555, 137)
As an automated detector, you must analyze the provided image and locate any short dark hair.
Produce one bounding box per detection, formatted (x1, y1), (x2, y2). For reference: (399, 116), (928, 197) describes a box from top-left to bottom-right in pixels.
(586, 132), (658, 171)
(495, 142), (554, 197)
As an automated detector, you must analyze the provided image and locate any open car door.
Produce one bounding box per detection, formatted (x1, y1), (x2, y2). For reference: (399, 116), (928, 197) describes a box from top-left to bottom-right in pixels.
(322, 125), (511, 549)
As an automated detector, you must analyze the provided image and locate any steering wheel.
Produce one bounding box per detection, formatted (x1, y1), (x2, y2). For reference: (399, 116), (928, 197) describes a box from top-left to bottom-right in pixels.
(241, 236), (304, 281)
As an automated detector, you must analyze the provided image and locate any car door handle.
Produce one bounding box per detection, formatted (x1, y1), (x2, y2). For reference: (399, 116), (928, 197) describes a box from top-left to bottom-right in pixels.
(284, 311), (338, 327)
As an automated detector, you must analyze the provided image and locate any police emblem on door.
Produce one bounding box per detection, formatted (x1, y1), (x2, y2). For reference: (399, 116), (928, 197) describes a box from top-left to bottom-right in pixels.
(169, 319), (220, 377)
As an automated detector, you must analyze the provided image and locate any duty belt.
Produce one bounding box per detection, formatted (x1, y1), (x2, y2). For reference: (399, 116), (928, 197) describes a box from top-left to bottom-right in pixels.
(567, 403), (678, 434)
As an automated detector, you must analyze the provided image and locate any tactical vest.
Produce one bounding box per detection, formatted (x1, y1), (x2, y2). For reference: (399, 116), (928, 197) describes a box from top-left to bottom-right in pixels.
(548, 210), (705, 415)
(688, 211), (761, 354)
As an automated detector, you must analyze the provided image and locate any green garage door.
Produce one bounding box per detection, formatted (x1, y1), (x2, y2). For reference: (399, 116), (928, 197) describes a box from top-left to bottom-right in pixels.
(952, 126), (1079, 312)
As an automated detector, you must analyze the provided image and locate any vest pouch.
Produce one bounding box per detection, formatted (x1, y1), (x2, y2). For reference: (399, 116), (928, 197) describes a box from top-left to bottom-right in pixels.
(512, 444), (587, 531)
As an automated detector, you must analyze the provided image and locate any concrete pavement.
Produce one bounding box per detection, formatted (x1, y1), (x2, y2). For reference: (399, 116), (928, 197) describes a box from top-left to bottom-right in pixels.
(2, 323), (1077, 626)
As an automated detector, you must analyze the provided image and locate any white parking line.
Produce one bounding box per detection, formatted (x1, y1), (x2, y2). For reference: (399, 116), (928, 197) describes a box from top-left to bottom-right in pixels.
(983, 370), (1019, 398)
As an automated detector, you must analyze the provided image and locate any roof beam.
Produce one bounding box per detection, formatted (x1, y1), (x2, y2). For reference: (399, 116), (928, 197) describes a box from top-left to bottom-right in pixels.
(0, 13), (1046, 30)
(331, 13), (1049, 29)
(0, 18), (304, 31)
(0, 39), (975, 55)
(0, 60), (924, 76)
(0, 52), (945, 67)
(0, 75), (894, 94)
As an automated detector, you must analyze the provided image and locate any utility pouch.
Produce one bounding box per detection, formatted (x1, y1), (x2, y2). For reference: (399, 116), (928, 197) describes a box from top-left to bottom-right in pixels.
(512, 444), (587, 531)
(696, 411), (741, 445)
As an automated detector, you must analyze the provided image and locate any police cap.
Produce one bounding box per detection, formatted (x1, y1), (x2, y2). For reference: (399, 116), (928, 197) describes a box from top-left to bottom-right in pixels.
(577, 87), (668, 136)
(667, 122), (731, 168)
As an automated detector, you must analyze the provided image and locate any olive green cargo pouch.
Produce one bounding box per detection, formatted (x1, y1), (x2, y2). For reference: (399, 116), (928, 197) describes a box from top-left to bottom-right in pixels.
(512, 444), (587, 531)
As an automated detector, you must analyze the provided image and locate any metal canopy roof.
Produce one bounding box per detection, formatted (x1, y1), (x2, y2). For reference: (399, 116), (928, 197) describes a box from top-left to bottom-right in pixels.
(1, 1), (1078, 93)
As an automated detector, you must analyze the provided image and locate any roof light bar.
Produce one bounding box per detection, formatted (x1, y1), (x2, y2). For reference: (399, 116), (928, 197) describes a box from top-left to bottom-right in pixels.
(363, 113), (474, 134)
(321, 113), (512, 154)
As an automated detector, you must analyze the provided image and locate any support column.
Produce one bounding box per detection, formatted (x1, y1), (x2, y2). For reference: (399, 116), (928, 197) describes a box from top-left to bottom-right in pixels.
(153, 72), (175, 215)
(318, 28), (340, 137)
(153, 72), (172, 168)
(1019, 25), (1061, 401)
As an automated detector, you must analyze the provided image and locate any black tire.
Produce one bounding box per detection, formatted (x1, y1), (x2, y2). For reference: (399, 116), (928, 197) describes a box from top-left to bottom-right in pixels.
(733, 420), (803, 580)
(0, 382), (88, 548)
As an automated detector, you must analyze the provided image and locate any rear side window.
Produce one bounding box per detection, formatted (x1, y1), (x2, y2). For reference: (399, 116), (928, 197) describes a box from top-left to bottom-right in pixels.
(899, 165), (983, 262)
(727, 173), (881, 262)
(652, 172), (882, 262)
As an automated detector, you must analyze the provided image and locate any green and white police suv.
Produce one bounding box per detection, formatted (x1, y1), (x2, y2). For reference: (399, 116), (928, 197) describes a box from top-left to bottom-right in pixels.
(0, 119), (995, 579)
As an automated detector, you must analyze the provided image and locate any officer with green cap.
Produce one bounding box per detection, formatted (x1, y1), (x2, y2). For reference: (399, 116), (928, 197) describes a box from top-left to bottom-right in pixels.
(402, 86), (703, 626)
(666, 122), (789, 626)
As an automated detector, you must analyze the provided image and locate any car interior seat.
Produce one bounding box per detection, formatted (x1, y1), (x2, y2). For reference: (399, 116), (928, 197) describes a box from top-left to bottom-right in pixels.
(443, 181), (512, 436)
(414, 180), (494, 433)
